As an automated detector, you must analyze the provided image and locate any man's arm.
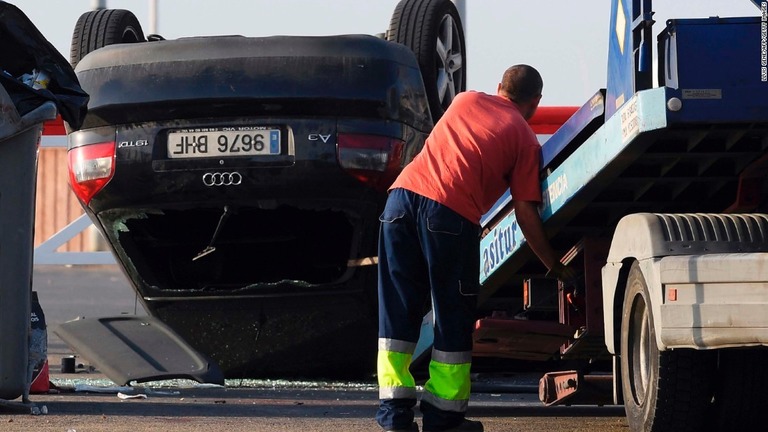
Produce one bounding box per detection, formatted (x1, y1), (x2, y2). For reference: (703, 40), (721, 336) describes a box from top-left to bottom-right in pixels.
(478, 200), (576, 305)
(513, 200), (576, 281)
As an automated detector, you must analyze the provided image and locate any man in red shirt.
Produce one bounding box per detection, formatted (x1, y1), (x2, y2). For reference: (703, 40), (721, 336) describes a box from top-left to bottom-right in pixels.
(376, 65), (575, 432)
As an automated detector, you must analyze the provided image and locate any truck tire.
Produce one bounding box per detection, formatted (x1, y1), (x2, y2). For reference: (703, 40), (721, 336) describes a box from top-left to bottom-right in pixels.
(70, 9), (145, 67)
(620, 262), (716, 432)
(710, 348), (768, 431)
(387, 0), (466, 123)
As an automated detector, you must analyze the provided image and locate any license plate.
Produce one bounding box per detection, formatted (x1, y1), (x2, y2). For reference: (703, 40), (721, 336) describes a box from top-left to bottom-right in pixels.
(167, 127), (281, 159)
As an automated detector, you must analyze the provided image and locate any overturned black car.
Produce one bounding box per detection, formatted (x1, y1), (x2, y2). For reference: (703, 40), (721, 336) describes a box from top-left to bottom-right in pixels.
(65, 0), (465, 378)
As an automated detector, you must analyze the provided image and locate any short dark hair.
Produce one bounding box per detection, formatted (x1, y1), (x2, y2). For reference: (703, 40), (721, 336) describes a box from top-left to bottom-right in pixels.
(500, 65), (543, 103)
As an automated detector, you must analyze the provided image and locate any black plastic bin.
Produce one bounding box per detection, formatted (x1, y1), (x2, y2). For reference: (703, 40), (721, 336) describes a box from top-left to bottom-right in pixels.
(0, 0), (86, 402)
(0, 83), (56, 401)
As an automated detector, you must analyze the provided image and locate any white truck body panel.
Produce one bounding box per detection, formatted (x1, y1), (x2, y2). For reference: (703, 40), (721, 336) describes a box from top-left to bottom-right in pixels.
(659, 253), (768, 349)
(602, 213), (768, 354)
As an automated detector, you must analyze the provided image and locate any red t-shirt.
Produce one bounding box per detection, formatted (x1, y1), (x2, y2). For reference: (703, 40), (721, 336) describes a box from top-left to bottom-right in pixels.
(391, 91), (542, 224)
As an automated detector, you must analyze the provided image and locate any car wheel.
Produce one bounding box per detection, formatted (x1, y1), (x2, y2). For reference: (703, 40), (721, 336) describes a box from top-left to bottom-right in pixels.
(620, 262), (715, 432)
(70, 9), (145, 67)
(387, 0), (466, 123)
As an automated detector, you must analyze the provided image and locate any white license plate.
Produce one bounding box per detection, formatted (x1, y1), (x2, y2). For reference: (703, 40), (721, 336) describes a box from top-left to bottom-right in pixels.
(167, 127), (281, 159)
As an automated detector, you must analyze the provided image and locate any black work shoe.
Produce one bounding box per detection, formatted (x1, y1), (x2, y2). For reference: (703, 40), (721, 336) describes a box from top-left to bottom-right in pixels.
(423, 418), (484, 432)
(385, 422), (419, 432)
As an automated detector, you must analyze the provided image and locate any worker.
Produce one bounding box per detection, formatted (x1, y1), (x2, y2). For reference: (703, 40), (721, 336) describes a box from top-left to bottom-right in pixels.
(375, 64), (576, 432)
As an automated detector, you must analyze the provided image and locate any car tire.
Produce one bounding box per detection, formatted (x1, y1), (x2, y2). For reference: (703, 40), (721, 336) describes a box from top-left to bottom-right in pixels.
(620, 261), (716, 432)
(70, 9), (145, 67)
(387, 0), (466, 123)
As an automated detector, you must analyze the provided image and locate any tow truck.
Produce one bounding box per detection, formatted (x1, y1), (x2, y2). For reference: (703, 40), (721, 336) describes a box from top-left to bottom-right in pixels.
(468, 0), (768, 430)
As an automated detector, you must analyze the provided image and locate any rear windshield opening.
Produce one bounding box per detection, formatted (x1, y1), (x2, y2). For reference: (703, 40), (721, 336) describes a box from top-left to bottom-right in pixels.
(115, 206), (354, 290)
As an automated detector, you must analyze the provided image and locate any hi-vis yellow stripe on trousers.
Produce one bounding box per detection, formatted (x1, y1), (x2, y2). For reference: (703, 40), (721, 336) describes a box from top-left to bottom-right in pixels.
(421, 348), (472, 412)
(378, 338), (417, 399)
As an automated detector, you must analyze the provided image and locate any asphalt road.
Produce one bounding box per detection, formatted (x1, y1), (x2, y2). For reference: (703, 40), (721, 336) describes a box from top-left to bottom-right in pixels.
(0, 265), (630, 431)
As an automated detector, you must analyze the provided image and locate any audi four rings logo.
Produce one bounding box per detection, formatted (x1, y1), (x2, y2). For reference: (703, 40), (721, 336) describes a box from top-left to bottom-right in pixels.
(202, 172), (242, 186)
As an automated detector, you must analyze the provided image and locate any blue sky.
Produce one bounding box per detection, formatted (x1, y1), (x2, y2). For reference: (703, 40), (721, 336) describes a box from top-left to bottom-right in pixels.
(10, 0), (761, 106)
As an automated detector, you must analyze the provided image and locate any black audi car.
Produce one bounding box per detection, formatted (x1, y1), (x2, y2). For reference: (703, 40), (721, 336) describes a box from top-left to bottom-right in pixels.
(65, 0), (465, 378)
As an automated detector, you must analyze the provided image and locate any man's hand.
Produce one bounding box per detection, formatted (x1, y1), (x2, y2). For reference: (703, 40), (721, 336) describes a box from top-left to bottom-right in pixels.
(546, 262), (578, 285)
(514, 200), (580, 286)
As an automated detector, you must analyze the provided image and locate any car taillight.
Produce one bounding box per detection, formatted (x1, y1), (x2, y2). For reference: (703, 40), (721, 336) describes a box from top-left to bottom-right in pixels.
(67, 141), (116, 205)
(337, 134), (405, 192)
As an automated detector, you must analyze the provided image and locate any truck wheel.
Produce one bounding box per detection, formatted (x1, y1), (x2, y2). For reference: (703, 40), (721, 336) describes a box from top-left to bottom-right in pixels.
(70, 9), (145, 67)
(387, 0), (466, 123)
(710, 348), (768, 431)
(620, 262), (715, 432)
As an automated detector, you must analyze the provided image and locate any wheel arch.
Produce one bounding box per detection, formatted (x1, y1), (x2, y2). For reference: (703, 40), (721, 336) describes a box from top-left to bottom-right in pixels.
(603, 257), (665, 353)
(603, 257), (634, 355)
(602, 213), (675, 354)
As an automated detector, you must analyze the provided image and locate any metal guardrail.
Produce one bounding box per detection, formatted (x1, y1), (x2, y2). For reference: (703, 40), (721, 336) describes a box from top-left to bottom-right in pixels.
(33, 213), (115, 265)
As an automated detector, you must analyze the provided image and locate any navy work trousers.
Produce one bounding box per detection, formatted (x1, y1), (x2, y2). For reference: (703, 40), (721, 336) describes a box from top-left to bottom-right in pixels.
(376, 188), (480, 430)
